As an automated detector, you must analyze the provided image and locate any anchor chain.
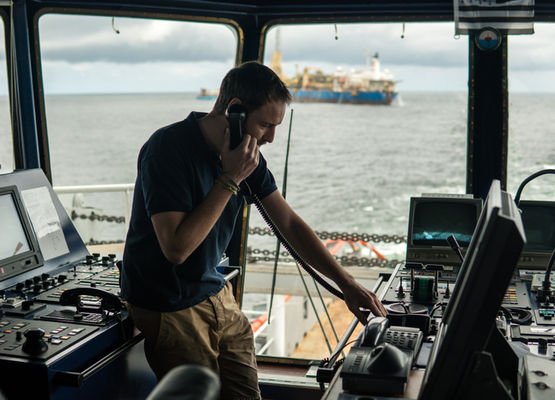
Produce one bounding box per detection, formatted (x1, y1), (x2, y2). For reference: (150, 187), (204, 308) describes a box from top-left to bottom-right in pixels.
(70, 212), (405, 244)
(247, 247), (403, 268)
(71, 210), (126, 224)
(87, 239), (125, 245)
(248, 226), (406, 244)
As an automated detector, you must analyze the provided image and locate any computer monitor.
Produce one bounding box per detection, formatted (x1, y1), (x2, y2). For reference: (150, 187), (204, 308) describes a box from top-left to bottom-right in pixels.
(406, 195), (483, 266)
(418, 180), (525, 400)
(0, 185), (43, 281)
(517, 200), (555, 269)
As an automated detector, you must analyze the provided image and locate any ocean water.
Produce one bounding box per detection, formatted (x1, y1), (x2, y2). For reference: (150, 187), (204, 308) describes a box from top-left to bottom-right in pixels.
(1, 92), (554, 255)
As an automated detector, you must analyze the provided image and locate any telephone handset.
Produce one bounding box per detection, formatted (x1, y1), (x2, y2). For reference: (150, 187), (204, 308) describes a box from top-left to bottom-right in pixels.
(223, 102), (345, 300)
(225, 103), (247, 149)
(59, 287), (124, 314)
(359, 316), (423, 353)
(360, 316), (389, 347)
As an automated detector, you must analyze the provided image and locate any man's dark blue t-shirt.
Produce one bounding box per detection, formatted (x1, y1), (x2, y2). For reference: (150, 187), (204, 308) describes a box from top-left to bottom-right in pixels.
(121, 112), (277, 312)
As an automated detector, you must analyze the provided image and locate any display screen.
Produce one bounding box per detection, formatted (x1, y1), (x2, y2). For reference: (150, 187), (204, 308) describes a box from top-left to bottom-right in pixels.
(411, 200), (482, 247)
(0, 185), (42, 282)
(0, 192), (31, 260)
(519, 202), (555, 252)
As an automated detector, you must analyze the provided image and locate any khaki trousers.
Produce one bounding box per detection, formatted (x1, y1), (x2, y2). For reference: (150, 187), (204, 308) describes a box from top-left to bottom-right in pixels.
(127, 282), (260, 400)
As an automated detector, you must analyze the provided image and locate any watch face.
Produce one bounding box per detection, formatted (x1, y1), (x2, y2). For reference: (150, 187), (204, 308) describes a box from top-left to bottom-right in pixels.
(475, 27), (502, 52)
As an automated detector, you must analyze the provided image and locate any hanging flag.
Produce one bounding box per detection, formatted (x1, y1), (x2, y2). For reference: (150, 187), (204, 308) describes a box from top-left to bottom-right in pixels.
(454, 0), (534, 35)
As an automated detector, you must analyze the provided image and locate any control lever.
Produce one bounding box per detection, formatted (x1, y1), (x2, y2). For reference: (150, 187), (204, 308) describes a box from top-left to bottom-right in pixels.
(397, 276), (405, 298)
(404, 262), (423, 297)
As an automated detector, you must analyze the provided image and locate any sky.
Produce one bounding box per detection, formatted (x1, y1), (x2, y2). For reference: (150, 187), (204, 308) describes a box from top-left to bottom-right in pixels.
(1, 13), (555, 94)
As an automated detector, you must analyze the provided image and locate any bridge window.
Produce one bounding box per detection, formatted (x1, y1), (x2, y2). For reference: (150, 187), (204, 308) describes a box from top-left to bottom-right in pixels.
(508, 23), (555, 198)
(247, 22), (468, 359)
(38, 13), (236, 242)
(0, 14), (13, 175)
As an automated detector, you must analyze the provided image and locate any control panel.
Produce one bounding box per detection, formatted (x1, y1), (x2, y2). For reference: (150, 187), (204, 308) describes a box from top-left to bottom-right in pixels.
(0, 169), (139, 399)
(0, 317), (98, 359)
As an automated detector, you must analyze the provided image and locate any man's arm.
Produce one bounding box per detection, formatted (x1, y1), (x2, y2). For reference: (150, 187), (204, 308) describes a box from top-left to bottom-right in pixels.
(151, 132), (258, 265)
(260, 190), (387, 322)
(151, 184), (235, 264)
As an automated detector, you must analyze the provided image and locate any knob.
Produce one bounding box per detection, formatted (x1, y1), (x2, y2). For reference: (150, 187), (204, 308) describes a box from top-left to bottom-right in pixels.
(58, 274), (67, 283)
(33, 284), (42, 294)
(108, 254), (116, 260)
(22, 300), (33, 311)
(92, 253), (101, 260)
(86, 255), (94, 265)
(24, 279), (33, 288)
(22, 328), (48, 355)
(41, 273), (50, 281)
(33, 276), (41, 284)
(102, 256), (110, 266)
(16, 283), (25, 291)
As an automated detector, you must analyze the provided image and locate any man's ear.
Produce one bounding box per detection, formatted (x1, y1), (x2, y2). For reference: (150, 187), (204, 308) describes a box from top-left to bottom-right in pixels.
(226, 97), (242, 110)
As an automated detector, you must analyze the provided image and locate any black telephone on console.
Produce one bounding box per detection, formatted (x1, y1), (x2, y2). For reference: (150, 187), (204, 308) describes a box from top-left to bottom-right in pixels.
(226, 103), (247, 149)
(341, 317), (422, 395)
(59, 287), (124, 314)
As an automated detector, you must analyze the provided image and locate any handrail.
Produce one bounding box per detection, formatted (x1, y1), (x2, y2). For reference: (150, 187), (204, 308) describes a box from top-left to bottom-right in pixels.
(53, 183), (135, 193)
(53, 183), (135, 230)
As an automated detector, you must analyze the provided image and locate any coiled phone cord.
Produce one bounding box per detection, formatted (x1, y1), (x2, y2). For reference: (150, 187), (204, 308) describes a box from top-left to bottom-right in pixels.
(243, 181), (345, 300)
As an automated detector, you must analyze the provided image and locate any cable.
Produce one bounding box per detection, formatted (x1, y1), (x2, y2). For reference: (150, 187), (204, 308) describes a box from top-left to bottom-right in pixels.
(318, 339), (357, 390)
(500, 306), (533, 325)
(513, 169), (555, 303)
(514, 169), (555, 206)
(248, 186), (344, 299)
(537, 248), (555, 304)
(430, 302), (447, 318)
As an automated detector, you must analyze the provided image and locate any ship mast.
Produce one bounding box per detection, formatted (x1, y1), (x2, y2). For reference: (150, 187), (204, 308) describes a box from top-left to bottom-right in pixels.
(271, 28), (284, 79)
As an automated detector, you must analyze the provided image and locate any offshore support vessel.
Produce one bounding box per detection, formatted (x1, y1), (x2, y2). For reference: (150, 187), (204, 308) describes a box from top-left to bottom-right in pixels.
(286, 52), (398, 105)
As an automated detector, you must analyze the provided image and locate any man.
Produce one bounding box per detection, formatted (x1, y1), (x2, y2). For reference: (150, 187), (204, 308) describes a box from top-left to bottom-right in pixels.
(121, 61), (387, 400)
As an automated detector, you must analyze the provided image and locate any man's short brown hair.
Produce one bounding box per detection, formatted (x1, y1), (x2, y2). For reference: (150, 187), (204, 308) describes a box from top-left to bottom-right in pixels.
(214, 61), (291, 114)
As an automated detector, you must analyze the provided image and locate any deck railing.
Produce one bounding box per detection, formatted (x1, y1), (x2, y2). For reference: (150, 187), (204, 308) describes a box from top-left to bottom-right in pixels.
(54, 183), (135, 232)
(53, 183), (406, 268)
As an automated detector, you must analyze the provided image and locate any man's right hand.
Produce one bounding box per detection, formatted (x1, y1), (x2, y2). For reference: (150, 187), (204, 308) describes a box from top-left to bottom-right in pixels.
(220, 128), (259, 185)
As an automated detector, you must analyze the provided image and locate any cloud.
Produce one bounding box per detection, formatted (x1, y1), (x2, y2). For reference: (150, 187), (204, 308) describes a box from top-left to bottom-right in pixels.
(38, 15), (468, 69)
(2, 14), (555, 94)
(264, 23), (467, 69)
(39, 14), (237, 63)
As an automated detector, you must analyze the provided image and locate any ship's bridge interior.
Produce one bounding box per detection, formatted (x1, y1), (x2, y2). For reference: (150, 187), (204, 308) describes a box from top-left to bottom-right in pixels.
(1, 1), (555, 399)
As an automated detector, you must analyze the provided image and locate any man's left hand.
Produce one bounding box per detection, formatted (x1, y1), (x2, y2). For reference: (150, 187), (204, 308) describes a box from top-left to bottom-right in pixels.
(340, 279), (388, 324)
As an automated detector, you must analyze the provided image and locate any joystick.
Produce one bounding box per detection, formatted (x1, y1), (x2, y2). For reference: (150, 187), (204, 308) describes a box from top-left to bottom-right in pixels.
(397, 276), (405, 298)
(22, 328), (48, 355)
